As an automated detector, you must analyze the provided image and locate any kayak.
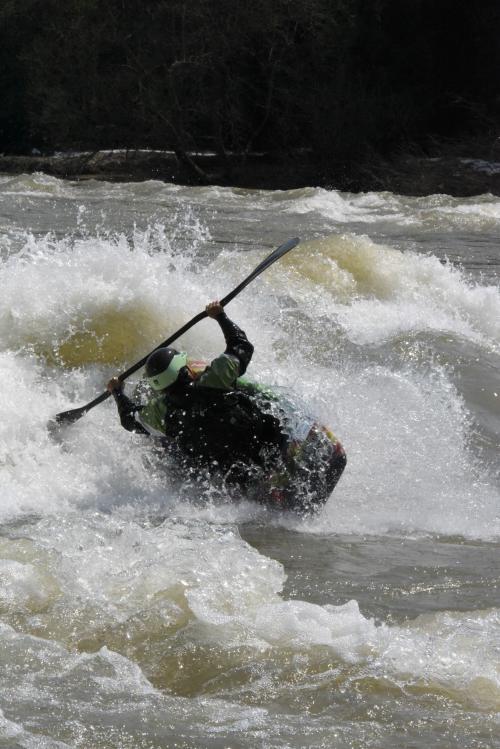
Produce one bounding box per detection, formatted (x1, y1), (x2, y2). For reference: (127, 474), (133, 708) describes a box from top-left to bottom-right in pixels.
(257, 421), (346, 513)
(227, 379), (345, 513)
(133, 376), (346, 514)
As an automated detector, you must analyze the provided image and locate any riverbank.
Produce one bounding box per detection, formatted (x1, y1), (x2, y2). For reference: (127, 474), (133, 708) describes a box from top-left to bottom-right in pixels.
(1, 145), (500, 196)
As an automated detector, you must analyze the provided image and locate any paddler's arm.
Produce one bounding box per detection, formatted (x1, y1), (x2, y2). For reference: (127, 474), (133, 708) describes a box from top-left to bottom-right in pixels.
(106, 378), (149, 435)
(206, 301), (254, 376)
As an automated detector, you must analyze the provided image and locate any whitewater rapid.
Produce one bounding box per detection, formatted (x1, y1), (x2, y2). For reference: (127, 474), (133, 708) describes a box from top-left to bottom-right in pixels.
(1, 210), (499, 536)
(0, 172), (499, 748)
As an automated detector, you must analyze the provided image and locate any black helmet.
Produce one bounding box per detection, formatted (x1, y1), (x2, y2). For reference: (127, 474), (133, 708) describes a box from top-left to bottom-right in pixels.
(145, 347), (187, 391)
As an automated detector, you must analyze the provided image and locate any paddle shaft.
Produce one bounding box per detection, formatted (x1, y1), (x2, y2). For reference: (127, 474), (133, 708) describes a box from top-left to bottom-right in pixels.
(53, 237), (299, 426)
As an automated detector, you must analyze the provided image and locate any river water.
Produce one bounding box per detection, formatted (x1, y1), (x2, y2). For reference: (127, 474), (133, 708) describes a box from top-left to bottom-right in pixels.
(0, 172), (499, 748)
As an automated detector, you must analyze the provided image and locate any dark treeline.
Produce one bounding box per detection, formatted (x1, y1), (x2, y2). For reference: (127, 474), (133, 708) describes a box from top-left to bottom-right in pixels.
(1, 0), (499, 177)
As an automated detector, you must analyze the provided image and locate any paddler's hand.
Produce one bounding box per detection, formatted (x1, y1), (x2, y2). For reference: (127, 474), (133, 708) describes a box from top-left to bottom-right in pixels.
(206, 301), (224, 318)
(106, 377), (123, 394)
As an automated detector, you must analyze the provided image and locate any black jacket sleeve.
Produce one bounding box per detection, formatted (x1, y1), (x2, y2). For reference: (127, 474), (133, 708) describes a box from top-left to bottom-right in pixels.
(215, 311), (254, 376)
(112, 390), (149, 435)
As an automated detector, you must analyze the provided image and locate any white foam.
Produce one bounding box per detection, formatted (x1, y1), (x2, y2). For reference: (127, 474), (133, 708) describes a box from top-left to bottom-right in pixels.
(263, 233), (500, 348)
(0, 228), (499, 537)
(280, 186), (500, 230)
(378, 608), (500, 710)
(2, 174), (500, 747)
(1, 513), (495, 711)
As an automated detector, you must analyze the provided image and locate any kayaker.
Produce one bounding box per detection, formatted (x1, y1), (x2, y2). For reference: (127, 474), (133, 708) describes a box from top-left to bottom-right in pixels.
(107, 302), (346, 511)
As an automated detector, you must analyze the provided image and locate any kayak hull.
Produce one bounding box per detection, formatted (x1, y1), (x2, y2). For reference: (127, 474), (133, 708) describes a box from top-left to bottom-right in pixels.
(255, 424), (346, 514)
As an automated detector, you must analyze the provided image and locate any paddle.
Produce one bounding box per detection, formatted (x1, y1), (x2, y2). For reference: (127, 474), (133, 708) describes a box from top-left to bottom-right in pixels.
(49, 236), (300, 431)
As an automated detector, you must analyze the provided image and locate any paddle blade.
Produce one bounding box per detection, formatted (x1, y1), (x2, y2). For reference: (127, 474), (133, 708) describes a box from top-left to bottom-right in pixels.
(220, 237), (300, 307)
(49, 390), (110, 437)
(53, 405), (89, 426)
(46, 406), (87, 440)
